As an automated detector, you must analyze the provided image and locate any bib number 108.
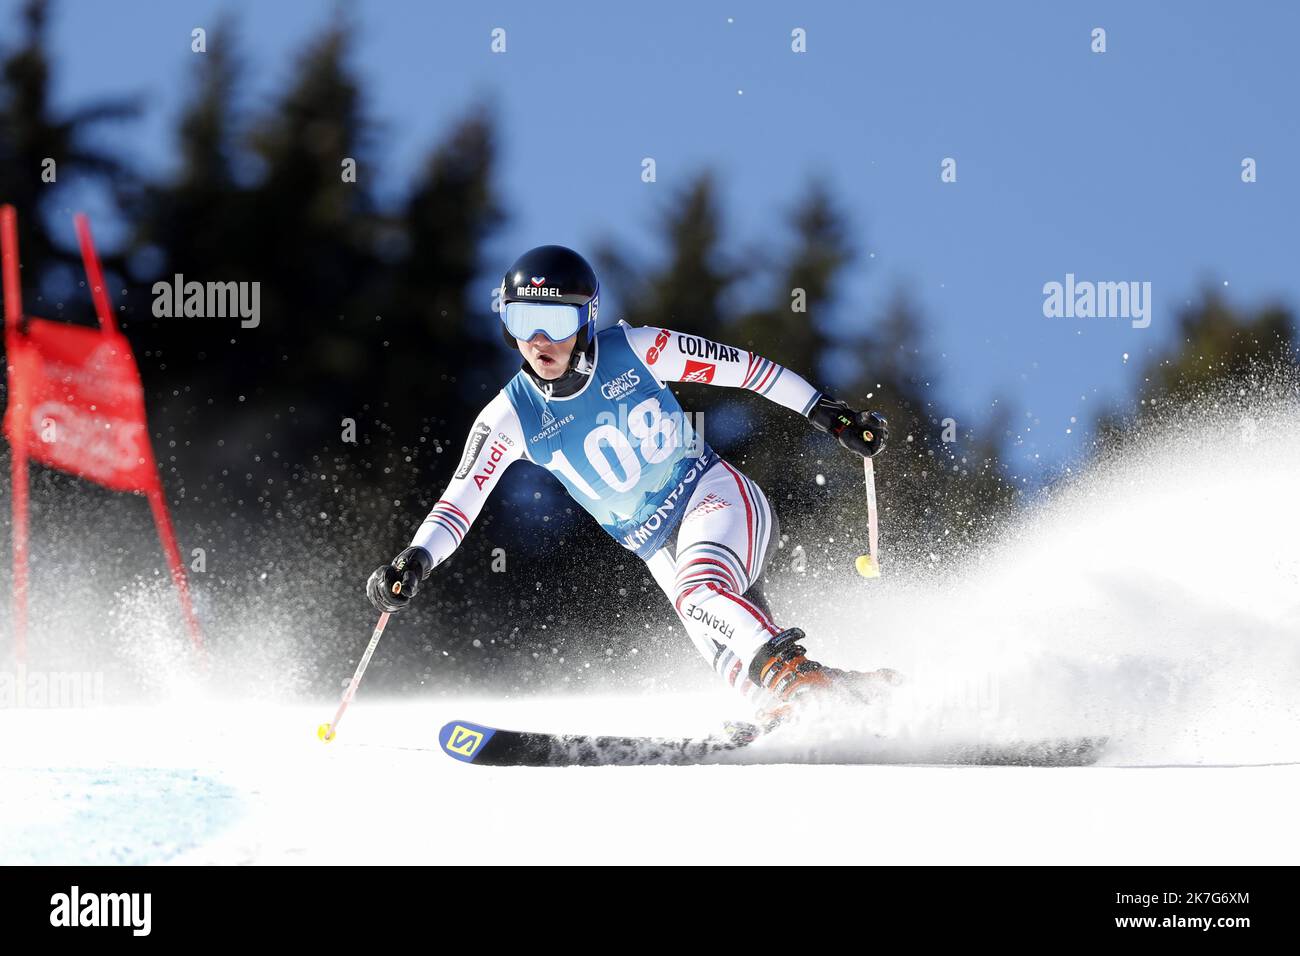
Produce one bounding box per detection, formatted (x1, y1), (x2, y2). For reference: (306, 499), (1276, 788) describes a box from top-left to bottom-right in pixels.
(544, 396), (678, 498)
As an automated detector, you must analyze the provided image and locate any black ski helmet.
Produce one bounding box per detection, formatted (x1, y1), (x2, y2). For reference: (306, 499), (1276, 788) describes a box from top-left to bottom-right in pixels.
(499, 245), (600, 353)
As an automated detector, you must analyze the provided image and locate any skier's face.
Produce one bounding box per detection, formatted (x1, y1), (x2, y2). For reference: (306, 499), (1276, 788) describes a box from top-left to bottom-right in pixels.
(519, 331), (576, 380)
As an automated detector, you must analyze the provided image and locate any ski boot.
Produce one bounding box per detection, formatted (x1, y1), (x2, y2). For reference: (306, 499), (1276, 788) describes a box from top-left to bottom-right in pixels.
(822, 663), (903, 704)
(748, 627), (901, 731)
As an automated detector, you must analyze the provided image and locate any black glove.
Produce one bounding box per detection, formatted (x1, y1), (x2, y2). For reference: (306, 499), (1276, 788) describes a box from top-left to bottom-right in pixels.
(808, 395), (889, 458)
(366, 546), (434, 613)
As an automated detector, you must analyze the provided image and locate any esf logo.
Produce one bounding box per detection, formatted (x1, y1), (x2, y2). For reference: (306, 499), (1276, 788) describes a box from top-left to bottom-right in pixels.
(645, 329), (671, 365)
(681, 359), (715, 384)
(600, 368), (641, 400)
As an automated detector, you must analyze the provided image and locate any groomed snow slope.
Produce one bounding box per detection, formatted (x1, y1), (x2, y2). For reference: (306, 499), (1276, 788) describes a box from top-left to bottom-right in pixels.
(1, 695), (1296, 865)
(2, 392), (1298, 865)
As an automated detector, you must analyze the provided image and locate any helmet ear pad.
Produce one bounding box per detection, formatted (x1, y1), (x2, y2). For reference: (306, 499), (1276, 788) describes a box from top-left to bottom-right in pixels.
(571, 324), (592, 366)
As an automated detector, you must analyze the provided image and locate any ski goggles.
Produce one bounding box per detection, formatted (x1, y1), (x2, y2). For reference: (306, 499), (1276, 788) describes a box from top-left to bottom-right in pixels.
(501, 294), (597, 343)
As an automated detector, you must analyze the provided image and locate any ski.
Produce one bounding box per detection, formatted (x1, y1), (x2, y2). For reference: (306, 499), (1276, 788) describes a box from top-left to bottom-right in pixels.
(438, 719), (758, 767)
(439, 719), (1108, 768)
(899, 736), (1109, 767)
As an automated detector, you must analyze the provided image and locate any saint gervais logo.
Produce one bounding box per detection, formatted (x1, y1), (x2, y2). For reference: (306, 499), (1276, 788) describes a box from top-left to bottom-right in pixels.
(1042, 273), (1152, 329)
(600, 368), (642, 400)
(455, 422), (492, 479)
(50, 886), (151, 936)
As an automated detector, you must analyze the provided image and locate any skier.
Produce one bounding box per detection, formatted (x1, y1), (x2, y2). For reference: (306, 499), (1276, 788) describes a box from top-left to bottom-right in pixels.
(368, 245), (895, 725)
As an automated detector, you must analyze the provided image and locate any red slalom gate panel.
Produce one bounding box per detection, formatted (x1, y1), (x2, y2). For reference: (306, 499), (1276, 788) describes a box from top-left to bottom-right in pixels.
(3, 319), (157, 492)
(1, 204), (204, 661)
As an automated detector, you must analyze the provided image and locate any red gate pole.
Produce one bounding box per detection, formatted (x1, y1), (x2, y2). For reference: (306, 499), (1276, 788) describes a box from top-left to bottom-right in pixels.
(74, 213), (120, 336)
(146, 484), (206, 657)
(74, 213), (206, 659)
(2, 204), (29, 663)
(7, 411), (28, 665)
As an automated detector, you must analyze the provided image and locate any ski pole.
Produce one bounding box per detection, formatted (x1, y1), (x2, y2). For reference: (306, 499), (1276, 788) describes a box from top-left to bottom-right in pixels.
(318, 611), (392, 742)
(855, 456), (881, 578)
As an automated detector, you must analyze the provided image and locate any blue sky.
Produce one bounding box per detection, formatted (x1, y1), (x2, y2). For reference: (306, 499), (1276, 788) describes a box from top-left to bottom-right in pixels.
(23, 0), (1300, 473)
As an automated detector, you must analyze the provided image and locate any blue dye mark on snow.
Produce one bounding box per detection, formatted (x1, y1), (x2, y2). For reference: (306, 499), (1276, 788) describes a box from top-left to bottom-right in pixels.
(0, 767), (241, 864)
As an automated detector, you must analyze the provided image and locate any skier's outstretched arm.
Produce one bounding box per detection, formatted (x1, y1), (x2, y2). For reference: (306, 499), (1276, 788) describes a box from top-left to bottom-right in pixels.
(366, 392), (525, 613)
(622, 323), (889, 458)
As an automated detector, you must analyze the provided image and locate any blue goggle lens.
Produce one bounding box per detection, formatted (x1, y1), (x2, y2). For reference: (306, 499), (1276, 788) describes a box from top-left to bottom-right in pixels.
(502, 301), (583, 342)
